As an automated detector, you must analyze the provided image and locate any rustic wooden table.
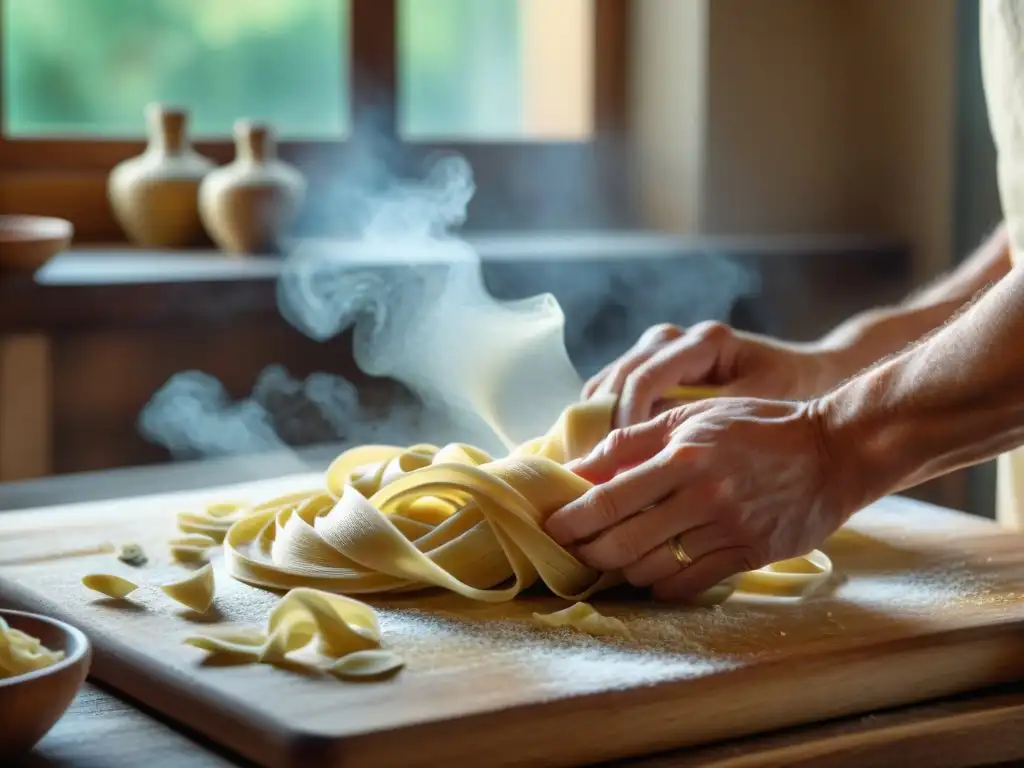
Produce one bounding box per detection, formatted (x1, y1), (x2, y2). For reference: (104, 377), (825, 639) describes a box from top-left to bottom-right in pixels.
(18, 680), (1024, 767)
(4, 450), (1024, 768)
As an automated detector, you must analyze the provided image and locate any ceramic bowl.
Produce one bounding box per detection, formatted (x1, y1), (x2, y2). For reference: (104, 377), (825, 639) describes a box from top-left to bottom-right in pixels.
(0, 215), (74, 273)
(0, 609), (91, 758)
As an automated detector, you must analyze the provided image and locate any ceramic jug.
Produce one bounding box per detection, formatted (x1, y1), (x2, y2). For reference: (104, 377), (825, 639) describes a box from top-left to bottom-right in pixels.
(108, 103), (215, 248)
(198, 120), (306, 254)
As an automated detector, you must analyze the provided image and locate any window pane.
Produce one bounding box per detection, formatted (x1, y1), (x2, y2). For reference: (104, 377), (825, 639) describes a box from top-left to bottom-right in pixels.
(2, 0), (349, 139)
(399, 0), (593, 140)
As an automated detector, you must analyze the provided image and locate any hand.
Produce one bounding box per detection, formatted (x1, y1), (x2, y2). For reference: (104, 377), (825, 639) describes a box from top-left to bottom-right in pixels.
(583, 322), (833, 428)
(545, 397), (864, 602)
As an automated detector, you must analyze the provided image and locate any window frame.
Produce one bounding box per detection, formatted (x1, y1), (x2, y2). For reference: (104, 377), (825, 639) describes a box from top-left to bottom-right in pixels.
(0, 0), (632, 238)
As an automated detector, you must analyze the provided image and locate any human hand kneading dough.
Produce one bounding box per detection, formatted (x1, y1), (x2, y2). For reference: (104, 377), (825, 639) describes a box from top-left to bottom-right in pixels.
(548, 225), (1024, 601)
(582, 322), (832, 429)
(544, 397), (856, 602)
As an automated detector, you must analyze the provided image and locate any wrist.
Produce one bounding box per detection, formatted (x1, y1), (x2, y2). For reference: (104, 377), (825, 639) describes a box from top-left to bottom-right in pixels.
(810, 373), (911, 520)
(790, 343), (859, 397)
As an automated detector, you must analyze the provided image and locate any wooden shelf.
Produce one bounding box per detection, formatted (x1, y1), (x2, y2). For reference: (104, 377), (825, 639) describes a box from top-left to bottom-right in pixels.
(0, 233), (909, 333)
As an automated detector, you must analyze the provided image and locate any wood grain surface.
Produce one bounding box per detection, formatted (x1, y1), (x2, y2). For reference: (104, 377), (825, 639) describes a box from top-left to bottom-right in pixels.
(20, 680), (1024, 768)
(2, 477), (1024, 768)
(20, 684), (242, 768)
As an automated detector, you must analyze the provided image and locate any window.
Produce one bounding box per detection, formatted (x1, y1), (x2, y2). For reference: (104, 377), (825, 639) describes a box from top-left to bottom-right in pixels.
(399, 0), (593, 140)
(2, 0), (352, 149)
(3, 0), (349, 139)
(0, 0), (628, 234)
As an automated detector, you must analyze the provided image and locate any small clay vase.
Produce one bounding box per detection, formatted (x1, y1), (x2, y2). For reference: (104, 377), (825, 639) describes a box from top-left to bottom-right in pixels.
(108, 103), (215, 248)
(198, 120), (306, 255)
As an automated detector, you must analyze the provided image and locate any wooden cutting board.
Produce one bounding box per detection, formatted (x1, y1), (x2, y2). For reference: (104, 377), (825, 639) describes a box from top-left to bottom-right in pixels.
(3, 476), (1024, 768)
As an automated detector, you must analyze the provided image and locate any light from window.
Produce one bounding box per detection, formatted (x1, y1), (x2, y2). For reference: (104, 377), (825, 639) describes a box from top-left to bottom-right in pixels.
(2, 0), (349, 139)
(399, 0), (594, 141)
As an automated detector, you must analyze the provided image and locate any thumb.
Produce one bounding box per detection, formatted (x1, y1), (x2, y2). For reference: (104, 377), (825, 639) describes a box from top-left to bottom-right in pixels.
(569, 417), (669, 484)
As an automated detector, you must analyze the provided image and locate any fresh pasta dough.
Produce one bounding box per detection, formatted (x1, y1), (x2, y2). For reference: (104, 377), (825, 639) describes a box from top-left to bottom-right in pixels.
(82, 573), (139, 600)
(534, 602), (632, 639)
(169, 535), (218, 563)
(0, 616), (64, 679)
(161, 563), (215, 613)
(220, 395), (833, 605)
(185, 587), (397, 675)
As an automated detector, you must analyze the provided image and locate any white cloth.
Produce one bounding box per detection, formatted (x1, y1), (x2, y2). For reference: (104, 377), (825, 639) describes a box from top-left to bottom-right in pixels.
(982, 0), (1024, 529)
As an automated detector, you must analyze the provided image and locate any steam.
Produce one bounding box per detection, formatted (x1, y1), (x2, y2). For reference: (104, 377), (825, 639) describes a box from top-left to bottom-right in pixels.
(139, 142), (759, 461)
(140, 153), (584, 458)
(276, 154), (583, 453)
(138, 365), (422, 460)
(139, 370), (283, 459)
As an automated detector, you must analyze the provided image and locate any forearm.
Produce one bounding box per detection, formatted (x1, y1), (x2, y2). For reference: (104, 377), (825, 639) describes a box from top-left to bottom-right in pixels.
(821, 263), (1024, 510)
(814, 224), (1012, 387)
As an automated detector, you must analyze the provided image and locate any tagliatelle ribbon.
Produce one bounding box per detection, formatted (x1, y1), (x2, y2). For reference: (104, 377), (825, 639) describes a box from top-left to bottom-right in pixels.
(220, 395), (832, 606)
(185, 587), (402, 678)
(0, 615), (65, 679)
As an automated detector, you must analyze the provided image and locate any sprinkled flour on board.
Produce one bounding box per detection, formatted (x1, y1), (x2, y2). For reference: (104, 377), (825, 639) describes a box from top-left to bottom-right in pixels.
(375, 607), (738, 695)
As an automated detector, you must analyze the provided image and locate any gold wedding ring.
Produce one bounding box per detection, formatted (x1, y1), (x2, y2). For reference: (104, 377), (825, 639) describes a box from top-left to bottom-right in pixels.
(669, 534), (692, 568)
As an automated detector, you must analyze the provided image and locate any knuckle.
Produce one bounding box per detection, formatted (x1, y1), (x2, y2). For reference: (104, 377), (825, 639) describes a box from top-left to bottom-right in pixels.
(693, 320), (731, 343)
(659, 407), (692, 431)
(658, 441), (700, 470)
(738, 546), (766, 572)
(643, 323), (683, 344)
(621, 562), (649, 587)
(603, 427), (631, 455)
(620, 377), (655, 414)
(627, 365), (659, 393)
(593, 530), (643, 570)
(708, 476), (736, 506)
(608, 357), (645, 390)
(585, 486), (622, 529)
(718, 513), (755, 549)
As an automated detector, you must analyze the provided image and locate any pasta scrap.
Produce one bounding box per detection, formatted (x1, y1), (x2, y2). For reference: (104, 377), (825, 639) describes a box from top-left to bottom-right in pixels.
(185, 588), (401, 680)
(82, 573), (139, 600)
(329, 650), (404, 680)
(177, 502), (250, 543)
(161, 563), (215, 613)
(117, 543), (148, 567)
(169, 534), (218, 563)
(533, 602), (632, 639)
(0, 616), (64, 679)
